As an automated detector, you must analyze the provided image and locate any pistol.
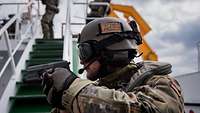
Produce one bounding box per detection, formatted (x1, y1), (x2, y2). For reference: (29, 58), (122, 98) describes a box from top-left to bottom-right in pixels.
(23, 60), (70, 83)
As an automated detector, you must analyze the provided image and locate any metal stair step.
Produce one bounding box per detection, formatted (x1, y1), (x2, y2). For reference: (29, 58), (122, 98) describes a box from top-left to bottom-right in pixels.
(16, 82), (42, 96)
(35, 39), (63, 44)
(8, 39), (64, 113)
(9, 95), (50, 113)
(34, 43), (63, 46)
(33, 44), (63, 51)
(30, 50), (63, 58)
(31, 50), (63, 53)
(10, 95), (46, 99)
(26, 59), (62, 67)
(28, 58), (63, 61)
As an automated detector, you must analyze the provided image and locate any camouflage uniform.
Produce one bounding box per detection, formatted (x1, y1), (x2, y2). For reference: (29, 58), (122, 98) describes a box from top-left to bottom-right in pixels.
(60, 61), (184, 113)
(88, 0), (110, 17)
(51, 108), (67, 113)
(87, 0), (111, 23)
(47, 17), (184, 113)
(41, 0), (59, 39)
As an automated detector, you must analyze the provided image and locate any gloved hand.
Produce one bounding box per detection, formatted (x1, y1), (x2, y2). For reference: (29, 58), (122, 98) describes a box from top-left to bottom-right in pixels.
(42, 68), (78, 109)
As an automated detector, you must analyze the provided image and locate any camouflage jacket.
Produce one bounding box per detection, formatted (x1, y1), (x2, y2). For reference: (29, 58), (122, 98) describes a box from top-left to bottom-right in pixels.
(58, 61), (184, 113)
(42, 0), (59, 13)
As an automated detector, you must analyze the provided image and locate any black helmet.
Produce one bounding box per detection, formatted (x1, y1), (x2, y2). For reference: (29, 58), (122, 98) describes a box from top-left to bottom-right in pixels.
(78, 17), (142, 63)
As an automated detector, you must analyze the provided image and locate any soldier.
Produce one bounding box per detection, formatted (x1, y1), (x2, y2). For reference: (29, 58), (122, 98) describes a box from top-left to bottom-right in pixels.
(41, 0), (59, 39)
(88, 0), (111, 17)
(42, 17), (184, 113)
(87, 0), (111, 24)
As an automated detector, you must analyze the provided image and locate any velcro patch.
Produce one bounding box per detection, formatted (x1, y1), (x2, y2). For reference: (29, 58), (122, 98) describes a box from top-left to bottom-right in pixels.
(99, 22), (122, 34)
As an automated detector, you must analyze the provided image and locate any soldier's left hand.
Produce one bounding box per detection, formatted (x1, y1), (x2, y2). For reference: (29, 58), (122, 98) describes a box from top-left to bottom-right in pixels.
(42, 68), (78, 109)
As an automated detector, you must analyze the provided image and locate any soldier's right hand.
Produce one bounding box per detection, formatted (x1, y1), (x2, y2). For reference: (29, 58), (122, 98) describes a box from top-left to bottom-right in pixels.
(42, 68), (78, 109)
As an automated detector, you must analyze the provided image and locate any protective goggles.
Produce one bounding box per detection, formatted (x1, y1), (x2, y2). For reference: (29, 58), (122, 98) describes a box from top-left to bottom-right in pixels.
(78, 31), (142, 62)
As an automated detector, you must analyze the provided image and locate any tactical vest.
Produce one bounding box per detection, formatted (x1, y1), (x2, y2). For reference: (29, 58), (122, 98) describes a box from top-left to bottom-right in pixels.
(98, 61), (172, 91)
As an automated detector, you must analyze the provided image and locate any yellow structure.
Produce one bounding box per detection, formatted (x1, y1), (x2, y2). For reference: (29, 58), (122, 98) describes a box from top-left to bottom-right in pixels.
(108, 3), (158, 61)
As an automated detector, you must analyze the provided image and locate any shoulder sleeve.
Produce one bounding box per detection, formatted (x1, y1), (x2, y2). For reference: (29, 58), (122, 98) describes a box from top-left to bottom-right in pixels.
(62, 79), (141, 113)
(62, 76), (184, 113)
(133, 75), (184, 113)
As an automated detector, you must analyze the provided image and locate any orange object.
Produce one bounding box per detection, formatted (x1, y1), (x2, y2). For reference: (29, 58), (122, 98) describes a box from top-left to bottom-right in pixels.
(108, 3), (158, 61)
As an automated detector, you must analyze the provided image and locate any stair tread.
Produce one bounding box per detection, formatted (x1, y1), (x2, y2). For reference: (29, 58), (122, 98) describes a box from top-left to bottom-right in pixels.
(16, 83), (43, 96)
(9, 95), (50, 113)
(30, 50), (63, 53)
(33, 43), (63, 46)
(9, 38), (64, 113)
(31, 50), (63, 52)
(33, 46), (63, 50)
(36, 40), (63, 45)
(26, 59), (62, 67)
(16, 81), (41, 87)
(26, 58), (62, 61)
(10, 95), (45, 99)
(30, 51), (63, 58)
(35, 38), (63, 41)
(26, 59), (62, 61)
(30, 55), (63, 59)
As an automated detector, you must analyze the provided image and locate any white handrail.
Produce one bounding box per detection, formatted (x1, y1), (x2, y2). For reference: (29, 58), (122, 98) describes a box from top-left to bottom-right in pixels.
(0, 31), (16, 78)
(0, 16), (17, 36)
(11, 22), (34, 57)
(0, 57), (12, 78)
(0, 0), (41, 112)
(63, 0), (72, 63)
(0, 1), (33, 35)
(0, 2), (28, 5)
(0, 0), (34, 79)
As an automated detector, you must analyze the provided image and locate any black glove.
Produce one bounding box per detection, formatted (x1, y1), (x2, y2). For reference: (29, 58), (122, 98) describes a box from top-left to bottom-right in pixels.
(42, 68), (78, 109)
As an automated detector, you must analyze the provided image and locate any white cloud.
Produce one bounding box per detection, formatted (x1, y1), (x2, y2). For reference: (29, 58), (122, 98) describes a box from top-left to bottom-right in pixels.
(158, 43), (198, 75)
(122, 0), (200, 75)
(52, 0), (200, 76)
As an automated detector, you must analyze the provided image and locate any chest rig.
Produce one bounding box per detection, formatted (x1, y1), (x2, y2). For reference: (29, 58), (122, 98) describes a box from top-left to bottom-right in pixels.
(98, 61), (172, 91)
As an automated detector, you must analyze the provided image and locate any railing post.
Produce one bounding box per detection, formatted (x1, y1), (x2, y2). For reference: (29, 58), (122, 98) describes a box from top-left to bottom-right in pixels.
(86, 0), (89, 18)
(0, 2), (42, 112)
(15, 4), (21, 40)
(61, 23), (66, 39)
(37, 0), (40, 17)
(28, 0), (33, 21)
(63, 0), (72, 62)
(3, 30), (16, 73)
(29, 0), (34, 37)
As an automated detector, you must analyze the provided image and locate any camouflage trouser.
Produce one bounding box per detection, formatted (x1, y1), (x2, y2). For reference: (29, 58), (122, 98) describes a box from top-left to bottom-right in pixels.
(41, 9), (56, 39)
